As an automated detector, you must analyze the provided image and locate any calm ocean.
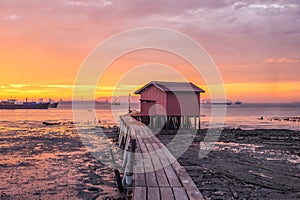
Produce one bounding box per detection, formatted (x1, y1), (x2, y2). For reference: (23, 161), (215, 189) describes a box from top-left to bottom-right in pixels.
(0, 102), (300, 130)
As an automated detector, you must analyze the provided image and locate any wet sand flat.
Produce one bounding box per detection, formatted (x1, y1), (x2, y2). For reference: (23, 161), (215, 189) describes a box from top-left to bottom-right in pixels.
(158, 129), (300, 200)
(0, 121), (120, 200)
(2, 120), (300, 199)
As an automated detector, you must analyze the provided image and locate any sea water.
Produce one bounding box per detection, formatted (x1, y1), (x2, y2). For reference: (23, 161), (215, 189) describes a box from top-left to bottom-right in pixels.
(201, 103), (300, 130)
(0, 102), (300, 130)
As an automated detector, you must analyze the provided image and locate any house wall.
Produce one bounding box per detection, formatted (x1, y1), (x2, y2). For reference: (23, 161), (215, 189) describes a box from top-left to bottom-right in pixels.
(166, 92), (200, 116)
(139, 85), (201, 116)
(140, 85), (167, 115)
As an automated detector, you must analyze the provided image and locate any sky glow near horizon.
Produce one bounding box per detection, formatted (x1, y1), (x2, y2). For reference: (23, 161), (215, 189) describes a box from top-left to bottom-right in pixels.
(0, 0), (300, 102)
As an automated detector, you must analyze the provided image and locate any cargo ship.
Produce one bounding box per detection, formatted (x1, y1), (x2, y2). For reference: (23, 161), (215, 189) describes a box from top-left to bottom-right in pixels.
(202, 99), (232, 105)
(0, 99), (50, 109)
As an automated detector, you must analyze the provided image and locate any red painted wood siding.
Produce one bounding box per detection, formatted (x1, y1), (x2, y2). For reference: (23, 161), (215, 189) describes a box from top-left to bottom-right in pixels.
(139, 85), (200, 116)
(166, 92), (200, 116)
(140, 85), (167, 115)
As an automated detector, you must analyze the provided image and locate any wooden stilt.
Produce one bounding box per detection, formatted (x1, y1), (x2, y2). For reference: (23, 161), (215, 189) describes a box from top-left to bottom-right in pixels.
(133, 114), (202, 130)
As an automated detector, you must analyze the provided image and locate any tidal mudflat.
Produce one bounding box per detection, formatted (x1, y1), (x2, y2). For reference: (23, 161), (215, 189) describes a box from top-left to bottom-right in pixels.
(0, 121), (122, 200)
(158, 129), (300, 199)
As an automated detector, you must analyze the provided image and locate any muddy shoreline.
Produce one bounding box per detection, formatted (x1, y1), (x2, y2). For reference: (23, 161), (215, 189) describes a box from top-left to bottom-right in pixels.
(2, 120), (300, 200)
(0, 121), (122, 200)
(158, 128), (300, 200)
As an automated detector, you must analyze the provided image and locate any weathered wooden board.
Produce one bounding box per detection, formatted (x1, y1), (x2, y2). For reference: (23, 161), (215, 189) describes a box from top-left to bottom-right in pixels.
(148, 187), (160, 200)
(133, 187), (147, 200)
(173, 187), (189, 200)
(160, 187), (175, 200)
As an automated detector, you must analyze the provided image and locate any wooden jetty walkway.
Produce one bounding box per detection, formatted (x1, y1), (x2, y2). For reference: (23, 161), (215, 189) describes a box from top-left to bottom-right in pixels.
(118, 115), (204, 200)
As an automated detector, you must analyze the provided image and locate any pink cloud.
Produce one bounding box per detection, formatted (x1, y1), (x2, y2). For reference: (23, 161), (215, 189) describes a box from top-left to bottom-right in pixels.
(64, 0), (112, 7)
(1, 0), (300, 87)
(265, 57), (299, 64)
(2, 14), (20, 21)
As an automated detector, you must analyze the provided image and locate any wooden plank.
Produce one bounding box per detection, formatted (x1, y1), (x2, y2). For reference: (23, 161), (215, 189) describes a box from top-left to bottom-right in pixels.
(134, 187), (146, 200)
(135, 127), (160, 187)
(184, 185), (204, 200)
(146, 136), (181, 188)
(143, 149), (154, 173)
(138, 138), (148, 153)
(142, 129), (181, 188)
(134, 147), (145, 174)
(132, 126), (146, 186)
(145, 171), (158, 187)
(141, 130), (172, 188)
(150, 142), (173, 168)
(146, 131), (203, 199)
(155, 135), (203, 199)
(148, 187), (160, 200)
(149, 135), (177, 164)
(160, 187), (175, 200)
(149, 138), (173, 167)
(164, 165), (182, 187)
(134, 172), (146, 187)
(155, 168), (170, 187)
(145, 141), (163, 171)
(173, 187), (189, 200)
(172, 160), (205, 200)
(141, 140), (158, 186)
(144, 138), (170, 187)
(148, 148), (170, 186)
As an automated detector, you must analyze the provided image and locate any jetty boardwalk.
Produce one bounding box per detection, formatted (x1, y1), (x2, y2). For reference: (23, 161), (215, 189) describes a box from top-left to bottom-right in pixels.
(118, 114), (204, 200)
(115, 81), (206, 199)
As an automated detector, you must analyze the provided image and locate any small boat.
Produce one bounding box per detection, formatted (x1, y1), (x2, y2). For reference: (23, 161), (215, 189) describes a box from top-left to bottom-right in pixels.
(235, 100), (242, 105)
(0, 99), (50, 109)
(111, 98), (121, 105)
(42, 121), (61, 125)
(49, 102), (59, 108)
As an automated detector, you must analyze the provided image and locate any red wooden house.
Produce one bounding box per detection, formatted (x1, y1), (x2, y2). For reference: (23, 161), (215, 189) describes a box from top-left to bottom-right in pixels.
(134, 81), (205, 129)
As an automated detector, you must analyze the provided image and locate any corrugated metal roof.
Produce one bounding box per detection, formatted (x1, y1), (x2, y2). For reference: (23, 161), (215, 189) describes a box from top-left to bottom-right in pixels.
(134, 81), (205, 94)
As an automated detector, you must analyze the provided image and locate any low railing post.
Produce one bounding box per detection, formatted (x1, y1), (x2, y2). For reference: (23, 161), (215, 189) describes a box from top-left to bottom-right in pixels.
(110, 149), (124, 193)
(125, 138), (136, 186)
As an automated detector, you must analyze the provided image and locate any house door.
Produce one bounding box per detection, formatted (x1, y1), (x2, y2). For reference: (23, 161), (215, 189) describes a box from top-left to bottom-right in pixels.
(141, 101), (156, 116)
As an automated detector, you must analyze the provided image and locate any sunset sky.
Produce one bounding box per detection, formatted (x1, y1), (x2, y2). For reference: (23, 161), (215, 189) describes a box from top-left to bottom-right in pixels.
(1, 0), (300, 102)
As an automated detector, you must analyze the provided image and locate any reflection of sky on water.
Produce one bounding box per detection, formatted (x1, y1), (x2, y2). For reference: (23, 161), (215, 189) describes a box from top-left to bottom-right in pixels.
(0, 103), (300, 130)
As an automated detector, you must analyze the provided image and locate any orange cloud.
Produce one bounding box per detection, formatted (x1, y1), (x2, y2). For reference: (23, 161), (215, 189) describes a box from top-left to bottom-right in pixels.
(0, 1), (299, 103)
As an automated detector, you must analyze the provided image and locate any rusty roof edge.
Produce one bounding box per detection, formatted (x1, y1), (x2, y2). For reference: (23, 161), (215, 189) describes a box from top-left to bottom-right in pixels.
(134, 82), (153, 94)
